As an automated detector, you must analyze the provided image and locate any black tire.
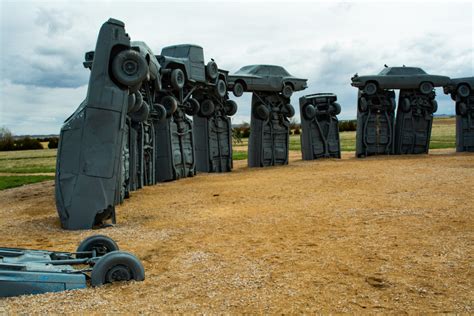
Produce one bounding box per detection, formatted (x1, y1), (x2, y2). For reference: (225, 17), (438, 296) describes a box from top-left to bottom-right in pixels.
(401, 98), (411, 112)
(206, 61), (218, 80)
(171, 68), (185, 90)
(431, 100), (438, 113)
(127, 94), (136, 113)
(130, 101), (150, 122)
(153, 103), (167, 122)
(161, 96), (178, 117)
(224, 100), (238, 116)
(302, 104), (316, 120)
(331, 102), (341, 115)
(358, 97), (368, 112)
(130, 92), (143, 113)
(233, 82), (244, 97)
(389, 98), (396, 112)
(283, 103), (295, 118)
(90, 251), (145, 287)
(364, 82), (377, 95)
(419, 82), (434, 95)
(112, 50), (148, 87)
(216, 79), (227, 97)
(185, 98), (200, 116)
(254, 103), (270, 120)
(76, 235), (119, 258)
(458, 102), (467, 116)
(450, 93), (457, 101)
(199, 99), (215, 117)
(282, 84), (293, 98)
(129, 83), (142, 94)
(457, 84), (470, 98)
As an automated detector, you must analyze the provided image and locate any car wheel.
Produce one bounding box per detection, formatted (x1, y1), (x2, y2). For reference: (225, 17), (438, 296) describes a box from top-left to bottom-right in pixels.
(388, 97), (396, 112)
(419, 82), (434, 95)
(129, 91), (143, 113)
(199, 99), (215, 117)
(161, 96), (178, 117)
(130, 101), (150, 122)
(282, 84), (293, 98)
(358, 97), (368, 112)
(363, 82), (377, 95)
(401, 97), (411, 112)
(254, 103), (270, 120)
(153, 103), (167, 122)
(331, 102), (341, 115)
(216, 79), (227, 97)
(206, 61), (218, 80)
(224, 100), (238, 116)
(90, 251), (145, 287)
(76, 235), (119, 258)
(112, 50), (148, 87)
(233, 82), (244, 97)
(283, 103), (295, 118)
(127, 94), (136, 113)
(302, 103), (316, 120)
(170, 68), (185, 90)
(185, 98), (200, 116)
(457, 84), (470, 98)
(458, 102), (468, 116)
(431, 100), (438, 113)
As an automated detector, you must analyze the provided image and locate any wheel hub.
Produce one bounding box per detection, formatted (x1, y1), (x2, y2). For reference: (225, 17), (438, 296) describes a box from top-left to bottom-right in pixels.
(123, 60), (138, 75)
(106, 265), (131, 282)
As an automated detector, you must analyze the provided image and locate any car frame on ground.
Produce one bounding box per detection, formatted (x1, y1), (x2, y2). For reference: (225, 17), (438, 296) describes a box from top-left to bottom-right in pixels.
(351, 66), (450, 95)
(228, 64), (307, 98)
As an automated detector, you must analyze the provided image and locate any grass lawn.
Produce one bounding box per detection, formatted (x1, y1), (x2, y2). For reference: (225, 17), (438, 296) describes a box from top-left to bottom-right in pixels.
(0, 175), (55, 190)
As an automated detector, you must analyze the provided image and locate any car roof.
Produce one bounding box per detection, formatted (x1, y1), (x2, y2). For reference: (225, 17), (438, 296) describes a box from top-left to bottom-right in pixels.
(161, 44), (203, 50)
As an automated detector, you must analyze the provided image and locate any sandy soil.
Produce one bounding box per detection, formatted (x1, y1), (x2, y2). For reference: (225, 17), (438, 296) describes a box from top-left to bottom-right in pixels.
(1, 150), (473, 313)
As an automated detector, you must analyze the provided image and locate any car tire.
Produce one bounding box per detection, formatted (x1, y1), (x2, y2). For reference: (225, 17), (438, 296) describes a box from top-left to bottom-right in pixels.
(358, 97), (368, 112)
(254, 103), (270, 120)
(457, 84), (470, 98)
(363, 82), (377, 95)
(282, 84), (293, 98)
(185, 98), (200, 116)
(216, 79), (227, 98)
(458, 102), (467, 116)
(161, 96), (178, 117)
(206, 61), (219, 80)
(153, 103), (167, 122)
(112, 50), (148, 87)
(331, 102), (341, 115)
(224, 100), (238, 116)
(171, 68), (185, 90)
(76, 235), (119, 258)
(199, 99), (215, 117)
(233, 82), (244, 97)
(129, 92), (143, 113)
(431, 100), (438, 113)
(302, 104), (316, 120)
(419, 82), (434, 95)
(90, 251), (145, 287)
(389, 97), (396, 112)
(283, 103), (295, 118)
(130, 101), (150, 122)
(127, 93), (136, 113)
(401, 97), (411, 112)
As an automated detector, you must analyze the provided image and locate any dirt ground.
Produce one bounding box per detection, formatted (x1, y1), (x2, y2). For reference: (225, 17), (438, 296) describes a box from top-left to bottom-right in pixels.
(1, 150), (473, 313)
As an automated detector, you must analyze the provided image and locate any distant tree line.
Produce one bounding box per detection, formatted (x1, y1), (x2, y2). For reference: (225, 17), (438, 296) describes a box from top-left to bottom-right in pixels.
(0, 127), (59, 151)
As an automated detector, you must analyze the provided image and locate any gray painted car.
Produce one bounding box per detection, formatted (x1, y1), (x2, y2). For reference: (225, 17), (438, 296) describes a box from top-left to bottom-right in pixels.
(228, 65), (307, 98)
(443, 76), (474, 99)
(351, 66), (450, 95)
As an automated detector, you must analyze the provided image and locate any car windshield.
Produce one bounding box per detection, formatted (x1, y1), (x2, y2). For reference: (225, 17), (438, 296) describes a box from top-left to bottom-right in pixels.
(161, 46), (190, 58)
(235, 66), (257, 74)
(378, 67), (427, 75)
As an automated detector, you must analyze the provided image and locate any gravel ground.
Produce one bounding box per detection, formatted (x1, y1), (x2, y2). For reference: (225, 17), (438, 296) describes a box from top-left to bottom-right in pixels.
(1, 150), (473, 313)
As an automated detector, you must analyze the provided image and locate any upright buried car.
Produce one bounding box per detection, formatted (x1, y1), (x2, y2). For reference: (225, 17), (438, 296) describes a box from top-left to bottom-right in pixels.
(56, 19), (158, 229)
(228, 65), (307, 98)
(351, 66), (450, 95)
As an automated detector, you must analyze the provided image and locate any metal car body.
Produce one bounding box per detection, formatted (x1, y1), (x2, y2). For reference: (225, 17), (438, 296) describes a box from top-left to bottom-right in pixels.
(351, 66), (450, 91)
(228, 65), (307, 93)
(443, 77), (474, 97)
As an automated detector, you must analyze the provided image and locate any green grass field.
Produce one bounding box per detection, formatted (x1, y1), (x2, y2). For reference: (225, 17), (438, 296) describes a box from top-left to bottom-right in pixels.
(0, 118), (456, 190)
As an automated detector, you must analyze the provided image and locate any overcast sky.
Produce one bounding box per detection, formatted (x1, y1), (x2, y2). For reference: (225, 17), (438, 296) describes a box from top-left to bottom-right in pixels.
(0, 0), (472, 135)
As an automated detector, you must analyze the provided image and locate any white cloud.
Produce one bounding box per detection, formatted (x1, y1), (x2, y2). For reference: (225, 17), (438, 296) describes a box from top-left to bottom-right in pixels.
(0, 0), (472, 134)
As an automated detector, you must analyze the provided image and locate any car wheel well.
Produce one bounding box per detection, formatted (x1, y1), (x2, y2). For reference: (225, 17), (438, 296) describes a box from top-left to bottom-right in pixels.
(235, 79), (247, 90)
(167, 63), (187, 77)
(284, 82), (295, 90)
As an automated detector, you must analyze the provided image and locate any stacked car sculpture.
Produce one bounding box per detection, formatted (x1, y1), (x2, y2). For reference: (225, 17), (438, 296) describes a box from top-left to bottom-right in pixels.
(54, 18), (472, 230)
